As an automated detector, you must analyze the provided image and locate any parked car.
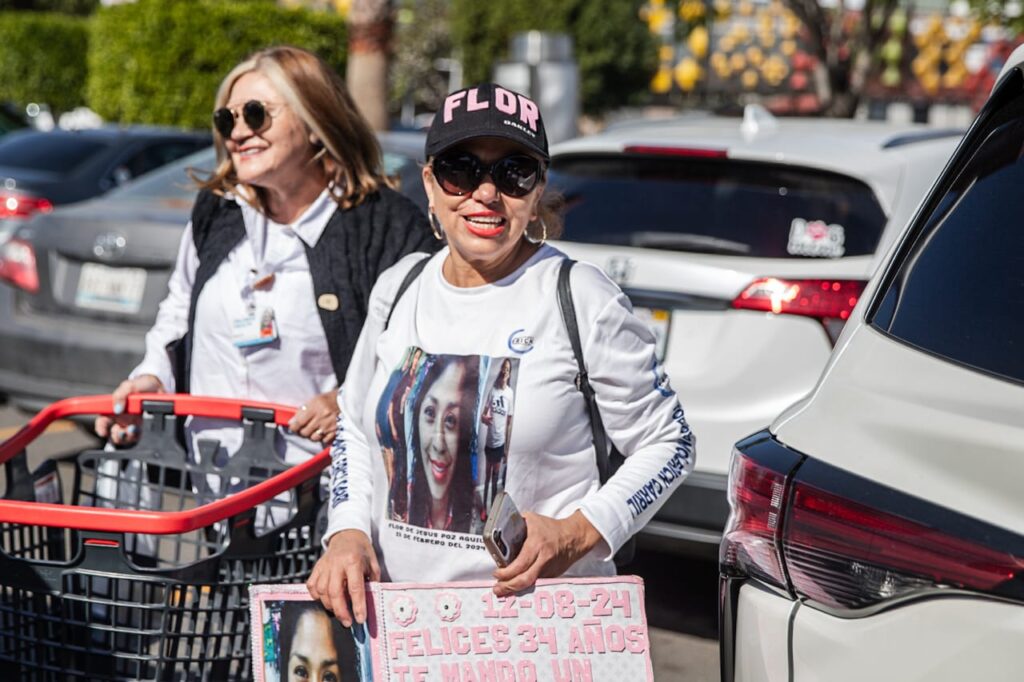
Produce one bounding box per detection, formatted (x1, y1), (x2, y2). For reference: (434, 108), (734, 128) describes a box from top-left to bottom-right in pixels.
(547, 109), (963, 553)
(0, 127), (211, 243)
(718, 54), (1024, 681)
(0, 131), (427, 412)
(0, 103), (28, 136)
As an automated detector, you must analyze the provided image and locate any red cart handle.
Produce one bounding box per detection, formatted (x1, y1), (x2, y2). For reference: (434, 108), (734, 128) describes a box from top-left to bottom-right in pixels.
(0, 394), (331, 534)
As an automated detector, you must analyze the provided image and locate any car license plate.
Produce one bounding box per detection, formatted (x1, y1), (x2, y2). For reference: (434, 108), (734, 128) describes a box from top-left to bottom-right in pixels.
(75, 262), (146, 314)
(632, 306), (671, 362)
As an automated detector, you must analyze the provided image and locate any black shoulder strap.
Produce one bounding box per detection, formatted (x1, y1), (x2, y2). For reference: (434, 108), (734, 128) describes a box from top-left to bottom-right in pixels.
(189, 188), (223, 252)
(556, 259), (612, 484)
(385, 255), (431, 330)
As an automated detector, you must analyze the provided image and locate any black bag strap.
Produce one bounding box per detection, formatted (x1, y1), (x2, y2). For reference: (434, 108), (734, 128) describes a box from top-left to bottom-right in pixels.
(385, 254), (431, 330)
(556, 259), (613, 484)
(557, 258), (636, 567)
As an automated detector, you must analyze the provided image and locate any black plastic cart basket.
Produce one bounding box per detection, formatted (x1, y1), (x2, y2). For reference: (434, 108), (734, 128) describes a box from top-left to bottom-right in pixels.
(0, 394), (330, 681)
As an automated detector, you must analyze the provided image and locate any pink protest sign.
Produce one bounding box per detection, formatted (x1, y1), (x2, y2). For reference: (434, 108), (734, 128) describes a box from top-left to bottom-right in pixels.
(368, 576), (653, 682)
(250, 576), (653, 682)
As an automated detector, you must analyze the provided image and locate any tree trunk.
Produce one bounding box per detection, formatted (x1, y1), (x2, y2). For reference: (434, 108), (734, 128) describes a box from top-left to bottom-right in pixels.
(783, 0), (897, 118)
(347, 0), (392, 131)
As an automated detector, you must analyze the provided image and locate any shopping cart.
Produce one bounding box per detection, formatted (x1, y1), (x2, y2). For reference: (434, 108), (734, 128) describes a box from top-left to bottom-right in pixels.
(0, 394), (331, 681)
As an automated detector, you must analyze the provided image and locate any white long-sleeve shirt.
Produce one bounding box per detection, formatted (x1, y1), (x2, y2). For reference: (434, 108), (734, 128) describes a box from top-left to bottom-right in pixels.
(131, 189), (339, 464)
(325, 245), (695, 583)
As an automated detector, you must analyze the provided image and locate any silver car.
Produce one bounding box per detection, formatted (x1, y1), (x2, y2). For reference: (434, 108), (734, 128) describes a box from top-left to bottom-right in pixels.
(0, 132), (427, 411)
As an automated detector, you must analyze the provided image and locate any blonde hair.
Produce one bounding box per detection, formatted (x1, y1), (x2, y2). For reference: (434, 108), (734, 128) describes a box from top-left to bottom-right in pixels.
(196, 45), (386, 210)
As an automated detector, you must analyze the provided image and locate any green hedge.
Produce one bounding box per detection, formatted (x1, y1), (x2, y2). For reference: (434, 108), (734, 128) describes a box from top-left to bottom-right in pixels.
(0, 12), (89, 113)
(451, 0), (657, 115)
(87, 0), (347, 129)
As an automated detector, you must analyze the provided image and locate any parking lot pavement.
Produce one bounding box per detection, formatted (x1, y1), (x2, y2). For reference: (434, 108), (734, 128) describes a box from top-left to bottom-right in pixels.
(629, 547), (721, 680)
(0, 402), (722, 680)
(651, 629), (720, 681)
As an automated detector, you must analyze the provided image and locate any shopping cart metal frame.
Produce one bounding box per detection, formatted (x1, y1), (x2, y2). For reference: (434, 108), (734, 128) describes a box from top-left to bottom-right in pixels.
(0, 394), (331, 681)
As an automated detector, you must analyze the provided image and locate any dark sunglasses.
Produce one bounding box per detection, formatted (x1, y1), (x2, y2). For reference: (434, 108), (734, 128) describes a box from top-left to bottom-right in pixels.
(432, 152), (543, 198)
(212, 100), (273, 138)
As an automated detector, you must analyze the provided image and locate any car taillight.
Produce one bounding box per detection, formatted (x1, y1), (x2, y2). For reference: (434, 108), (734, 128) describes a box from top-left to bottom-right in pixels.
(720, 441), (800, 590)
(0, 192), (52, 220)
(783, 476), (1024, 611)
(0, 237), (39, 293)
(623, 144), (727, 158)
(723, 432), (1024, 613)
(731, 277), (866, 345)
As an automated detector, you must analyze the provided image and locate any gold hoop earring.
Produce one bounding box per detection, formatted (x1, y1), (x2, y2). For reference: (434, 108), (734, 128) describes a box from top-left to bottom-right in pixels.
(526, 219), (548, 245)
(429, 211), (444, 241)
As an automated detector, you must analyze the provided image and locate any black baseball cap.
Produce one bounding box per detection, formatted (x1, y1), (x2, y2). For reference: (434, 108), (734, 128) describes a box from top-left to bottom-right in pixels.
(426, 83), (549, 162)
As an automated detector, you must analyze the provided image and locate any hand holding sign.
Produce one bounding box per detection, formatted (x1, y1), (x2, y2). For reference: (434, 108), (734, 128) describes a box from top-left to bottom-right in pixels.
(307, 529), (381, 627)
(252, 576), (654, 682)
(493, 510), (605, 598)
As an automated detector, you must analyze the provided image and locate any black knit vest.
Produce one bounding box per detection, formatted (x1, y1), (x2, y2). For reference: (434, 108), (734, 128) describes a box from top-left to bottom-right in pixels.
(167, 188), (436, 393)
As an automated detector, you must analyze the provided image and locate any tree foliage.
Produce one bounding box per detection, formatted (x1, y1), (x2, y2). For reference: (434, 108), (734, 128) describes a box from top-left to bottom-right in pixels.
(0, 12), (89, 113)
(87, 0), (347, 129)
(450, 0), (657, 115)
(391, 0), (452, 118)
(783, 0), (899, 116)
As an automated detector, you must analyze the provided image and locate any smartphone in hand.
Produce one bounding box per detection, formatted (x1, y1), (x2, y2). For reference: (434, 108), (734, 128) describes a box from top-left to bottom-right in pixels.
(483, 491), (526, 568)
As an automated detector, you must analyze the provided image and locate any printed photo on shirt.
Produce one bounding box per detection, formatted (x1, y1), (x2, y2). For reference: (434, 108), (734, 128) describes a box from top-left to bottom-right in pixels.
(375, 348), (520, 536)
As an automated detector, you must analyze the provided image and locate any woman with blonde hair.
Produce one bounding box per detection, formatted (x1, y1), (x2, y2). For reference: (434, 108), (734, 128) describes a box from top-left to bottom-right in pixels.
(96, 45), (437, 472)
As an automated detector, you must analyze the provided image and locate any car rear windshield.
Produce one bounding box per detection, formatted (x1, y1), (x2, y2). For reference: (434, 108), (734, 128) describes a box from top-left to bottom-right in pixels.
(548, 154), (888, 258)
(0, 133), (110, 173)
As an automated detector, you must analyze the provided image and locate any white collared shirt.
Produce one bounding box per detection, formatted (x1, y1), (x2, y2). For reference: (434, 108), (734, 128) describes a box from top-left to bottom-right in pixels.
(132, 189), (338, 465)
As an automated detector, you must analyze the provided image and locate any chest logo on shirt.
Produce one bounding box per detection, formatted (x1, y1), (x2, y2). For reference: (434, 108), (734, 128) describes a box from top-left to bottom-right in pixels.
(507, 329), (534, 354)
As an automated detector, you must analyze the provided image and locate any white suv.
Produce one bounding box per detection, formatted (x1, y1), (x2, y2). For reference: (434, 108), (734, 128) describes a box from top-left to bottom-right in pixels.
(719, 53), (1024, 680)
(548, 109), (962, 551)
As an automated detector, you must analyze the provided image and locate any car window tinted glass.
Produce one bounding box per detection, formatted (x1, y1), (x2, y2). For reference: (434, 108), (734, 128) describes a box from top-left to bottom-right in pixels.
(871, 95), (1024, 384)
(548, 155), (887, 258)
(0, 105), (26, 135)
(110, 147), (215, 201)
(110, 141), (425, 208)
(0, 133), (109, 173)
(115, 141), (209, 184)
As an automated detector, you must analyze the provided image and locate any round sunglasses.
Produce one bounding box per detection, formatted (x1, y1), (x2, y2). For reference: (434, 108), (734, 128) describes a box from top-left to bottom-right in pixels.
(431, 152), (543, 198)
(212, 100), (276, 138)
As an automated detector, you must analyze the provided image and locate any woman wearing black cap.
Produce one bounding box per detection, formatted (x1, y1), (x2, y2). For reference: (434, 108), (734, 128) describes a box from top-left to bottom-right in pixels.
(308, 83), (696, 627)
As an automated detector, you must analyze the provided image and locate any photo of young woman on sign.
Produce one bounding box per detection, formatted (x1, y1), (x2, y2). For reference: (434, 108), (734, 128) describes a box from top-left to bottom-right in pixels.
(261, 601), (361, 682)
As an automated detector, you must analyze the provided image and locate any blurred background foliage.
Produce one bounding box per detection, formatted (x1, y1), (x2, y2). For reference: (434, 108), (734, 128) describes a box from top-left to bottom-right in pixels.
(390, 0), (450, 120)
(0, 12), (88, 113)
(0, 0), (1001, 127)
(450, 0), (658, 115)
(87, 0), (347, 128)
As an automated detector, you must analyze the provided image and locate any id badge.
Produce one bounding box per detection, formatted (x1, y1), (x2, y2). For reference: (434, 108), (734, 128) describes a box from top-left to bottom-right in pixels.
(232, 307), (278, 348)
